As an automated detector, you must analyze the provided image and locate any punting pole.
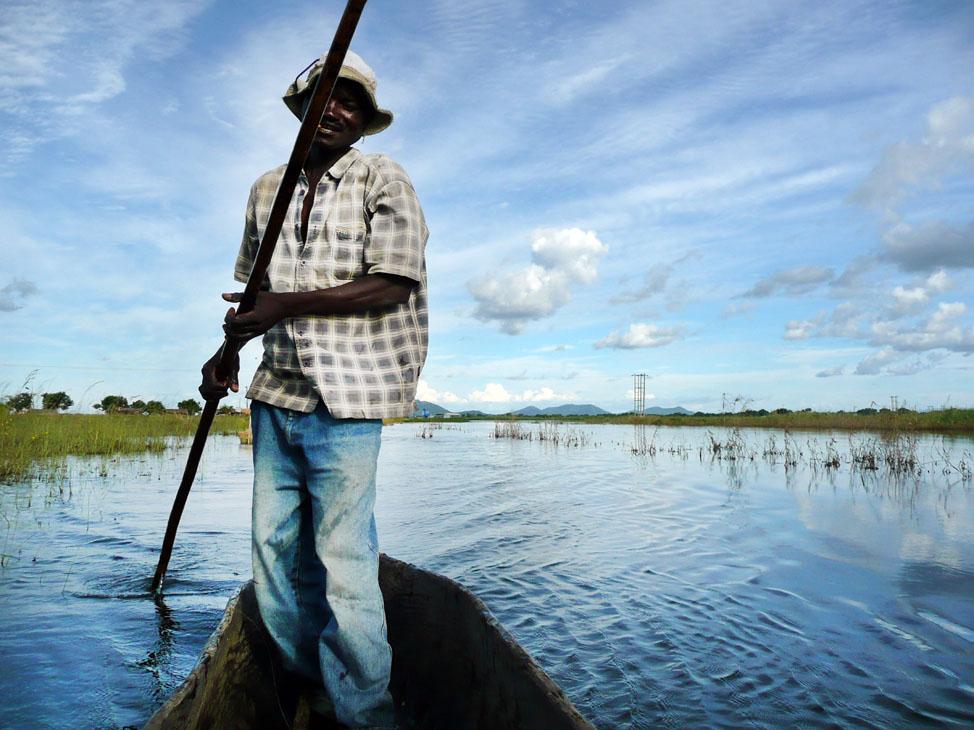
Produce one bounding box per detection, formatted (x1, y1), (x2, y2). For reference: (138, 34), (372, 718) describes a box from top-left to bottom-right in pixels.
(151, 0), (369, 594)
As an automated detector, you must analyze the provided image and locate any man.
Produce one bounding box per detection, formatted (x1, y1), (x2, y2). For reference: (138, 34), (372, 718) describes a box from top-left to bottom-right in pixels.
(200, 51), (428, 729)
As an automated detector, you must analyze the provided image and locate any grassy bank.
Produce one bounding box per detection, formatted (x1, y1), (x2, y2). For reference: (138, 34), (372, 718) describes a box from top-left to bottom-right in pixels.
(0, 409), (250, 483)
(405, 408), (974, 435)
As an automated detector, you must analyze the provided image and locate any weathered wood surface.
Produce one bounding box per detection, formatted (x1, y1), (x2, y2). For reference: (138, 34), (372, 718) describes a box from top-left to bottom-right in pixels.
(145, 555), (594, 730)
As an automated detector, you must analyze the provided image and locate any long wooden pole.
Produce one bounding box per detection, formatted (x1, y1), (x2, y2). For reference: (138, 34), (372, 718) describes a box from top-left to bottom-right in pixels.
(151, 0), (368, 594)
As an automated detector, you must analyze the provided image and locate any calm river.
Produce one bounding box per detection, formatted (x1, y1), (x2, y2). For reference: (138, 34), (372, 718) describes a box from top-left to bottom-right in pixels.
(1, 422), (972, 728)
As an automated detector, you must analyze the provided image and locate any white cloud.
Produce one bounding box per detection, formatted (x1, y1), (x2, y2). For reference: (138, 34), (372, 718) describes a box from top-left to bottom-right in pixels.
(534, 344), (574, 353)
(468, 383), (513, 403)
(0, 278), (39, 312)
(869, 302), (974, 353)
(881, 219), (974, 272)
(815, 365), (845, 378)
(466, 382), (575, 404)
(742, 265), (834, 298)
(784, 318), (818, 340)
(854, 347), (901, 375)
(0, 0), (208, 168)
(469, 228), (607, 334)
(890, 285), (929, 315)
(854, 347), (944, 377)
(853, 96), (974, 211)
(925, 270), (952, 293)
(595, 323), (684, 349)
(416, 380), (460, 404)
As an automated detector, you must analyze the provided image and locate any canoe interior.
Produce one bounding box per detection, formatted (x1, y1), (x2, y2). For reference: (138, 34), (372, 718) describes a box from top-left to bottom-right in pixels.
(146, 554), (594, 730)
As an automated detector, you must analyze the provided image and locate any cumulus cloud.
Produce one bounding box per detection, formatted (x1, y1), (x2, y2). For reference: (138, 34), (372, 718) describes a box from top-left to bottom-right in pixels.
(869, 302), (974, 353)
(469, 228), (607, 334)
(784, 318), (820, 340)
(854, 348), (943, 377)
(595, 323), (684, 349)
(416, 380), (460, 404)
(854, 347), (901, 375)
(887, 271), (952, 317)
(880, 219), (974, 272)
(0, 278), (38, 311)
(853, 96), (974, 211)
(466, 383), (575, 403)
(741, 265), (834, 298)
(890, 285), (929, 315)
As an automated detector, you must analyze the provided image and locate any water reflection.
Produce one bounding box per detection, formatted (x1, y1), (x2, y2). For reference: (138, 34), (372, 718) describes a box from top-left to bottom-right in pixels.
(136, 592), (180, 704)
(1, 425), (973, 729)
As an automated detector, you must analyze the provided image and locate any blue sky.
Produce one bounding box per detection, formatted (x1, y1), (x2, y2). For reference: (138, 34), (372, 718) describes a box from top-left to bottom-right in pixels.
(1, 0), (972, 414)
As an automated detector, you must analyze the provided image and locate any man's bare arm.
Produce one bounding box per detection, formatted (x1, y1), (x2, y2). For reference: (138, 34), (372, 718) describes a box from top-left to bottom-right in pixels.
(221, 273), (415, 340)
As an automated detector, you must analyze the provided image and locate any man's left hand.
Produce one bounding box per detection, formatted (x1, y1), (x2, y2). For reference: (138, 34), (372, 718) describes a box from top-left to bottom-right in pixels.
(222, 291), (292, 339)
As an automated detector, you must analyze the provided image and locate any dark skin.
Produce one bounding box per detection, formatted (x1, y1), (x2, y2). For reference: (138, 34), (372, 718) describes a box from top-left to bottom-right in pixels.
(200, 79), (414, 400)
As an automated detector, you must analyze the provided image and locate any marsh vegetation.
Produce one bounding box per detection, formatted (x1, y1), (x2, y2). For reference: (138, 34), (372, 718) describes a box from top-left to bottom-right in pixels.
(0, 408), (249, 483)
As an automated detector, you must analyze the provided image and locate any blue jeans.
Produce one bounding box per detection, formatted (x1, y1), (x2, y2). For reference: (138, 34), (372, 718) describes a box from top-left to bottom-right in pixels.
(250, 400), (394, 728)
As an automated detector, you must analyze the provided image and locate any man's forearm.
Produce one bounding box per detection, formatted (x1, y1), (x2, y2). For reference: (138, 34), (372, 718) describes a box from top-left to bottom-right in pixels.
(281, 273), (414, 317)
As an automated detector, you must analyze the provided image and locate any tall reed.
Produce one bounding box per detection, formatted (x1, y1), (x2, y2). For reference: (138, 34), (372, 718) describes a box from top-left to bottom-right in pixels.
(0, 409), (249, 483)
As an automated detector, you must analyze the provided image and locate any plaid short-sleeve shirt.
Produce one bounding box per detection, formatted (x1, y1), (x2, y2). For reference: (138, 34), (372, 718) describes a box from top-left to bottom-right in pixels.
(235, 148), (429, 419)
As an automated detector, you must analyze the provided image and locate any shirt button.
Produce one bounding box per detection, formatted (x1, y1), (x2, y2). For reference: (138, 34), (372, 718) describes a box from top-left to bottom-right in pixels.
(302, 359), (312, 367)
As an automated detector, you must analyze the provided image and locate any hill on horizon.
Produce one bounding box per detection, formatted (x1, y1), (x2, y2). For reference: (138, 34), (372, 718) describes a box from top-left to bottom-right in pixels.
(412, 401), (694, 417)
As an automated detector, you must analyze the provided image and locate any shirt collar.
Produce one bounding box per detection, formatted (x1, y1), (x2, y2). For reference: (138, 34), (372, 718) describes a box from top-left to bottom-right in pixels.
(326, 147), (361, 181)
(299, 147), (362, 187)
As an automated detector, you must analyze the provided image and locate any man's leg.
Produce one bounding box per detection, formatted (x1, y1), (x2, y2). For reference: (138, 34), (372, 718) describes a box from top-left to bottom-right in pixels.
(296, 404), (394, 728)
(250, 400), (321, 679)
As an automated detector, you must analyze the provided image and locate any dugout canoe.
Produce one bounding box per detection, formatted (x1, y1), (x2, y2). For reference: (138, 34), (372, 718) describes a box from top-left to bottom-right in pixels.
(145, 554), (594, 730)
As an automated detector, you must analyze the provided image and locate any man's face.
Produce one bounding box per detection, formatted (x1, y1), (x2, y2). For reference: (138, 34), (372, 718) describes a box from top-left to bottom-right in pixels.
(308, 78), (372, 150)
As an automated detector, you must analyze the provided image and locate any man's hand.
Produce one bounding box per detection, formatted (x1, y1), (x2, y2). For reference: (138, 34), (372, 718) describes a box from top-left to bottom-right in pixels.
(199, 342), (240, 401)
(222, 291), (292, 339)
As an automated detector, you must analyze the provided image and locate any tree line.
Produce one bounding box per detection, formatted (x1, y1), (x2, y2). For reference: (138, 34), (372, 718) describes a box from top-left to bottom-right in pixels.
(3, 392), (237, 416)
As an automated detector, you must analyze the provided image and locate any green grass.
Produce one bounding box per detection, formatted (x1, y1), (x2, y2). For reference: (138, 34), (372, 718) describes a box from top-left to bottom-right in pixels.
(0, 409), (250, 483)
(404, 408), (974, 434)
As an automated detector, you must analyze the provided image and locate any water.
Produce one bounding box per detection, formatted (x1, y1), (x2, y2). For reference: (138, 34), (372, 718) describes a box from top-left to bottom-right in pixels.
(1, 423), (972, 729)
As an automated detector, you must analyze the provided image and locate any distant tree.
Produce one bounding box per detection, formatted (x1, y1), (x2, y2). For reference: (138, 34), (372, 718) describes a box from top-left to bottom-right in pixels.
(178, 399), (201, 415)
(41, 392), (73, 411)
(131, 399), (148, 413)
(94, 395), (128, 413)
(217, 405), (236, 416)
(144, 400), (166, 415)
(6, 392), (33, 412)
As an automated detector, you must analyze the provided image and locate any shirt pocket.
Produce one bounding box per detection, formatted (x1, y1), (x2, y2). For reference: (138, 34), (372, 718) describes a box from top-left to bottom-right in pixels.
(314, 219), (367, 284)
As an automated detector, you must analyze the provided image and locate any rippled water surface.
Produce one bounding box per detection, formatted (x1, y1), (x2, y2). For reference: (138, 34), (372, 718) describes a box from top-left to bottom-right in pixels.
(1, 422), (973, 729)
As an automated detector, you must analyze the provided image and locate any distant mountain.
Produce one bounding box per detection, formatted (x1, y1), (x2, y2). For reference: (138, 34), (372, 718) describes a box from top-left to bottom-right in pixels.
(643, 406), (693, 415)
(511, 403), (610, 416)
(412, 400), (449, 416)
(411, 401), (692, 418)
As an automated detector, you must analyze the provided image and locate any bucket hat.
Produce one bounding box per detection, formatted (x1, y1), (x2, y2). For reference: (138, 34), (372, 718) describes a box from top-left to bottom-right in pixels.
(283, 50), (393, 136)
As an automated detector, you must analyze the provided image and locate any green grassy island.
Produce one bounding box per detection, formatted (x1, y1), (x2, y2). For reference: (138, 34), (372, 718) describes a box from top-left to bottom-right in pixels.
(0, 408), (250, 483)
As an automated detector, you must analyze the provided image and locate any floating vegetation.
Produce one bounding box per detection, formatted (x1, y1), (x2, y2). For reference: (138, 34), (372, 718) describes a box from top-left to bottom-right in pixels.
(492, 421), (591, 447)
(417, 422), (441, 439)
(624, 424), (971, 483)
(485, 420), (971, 482)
